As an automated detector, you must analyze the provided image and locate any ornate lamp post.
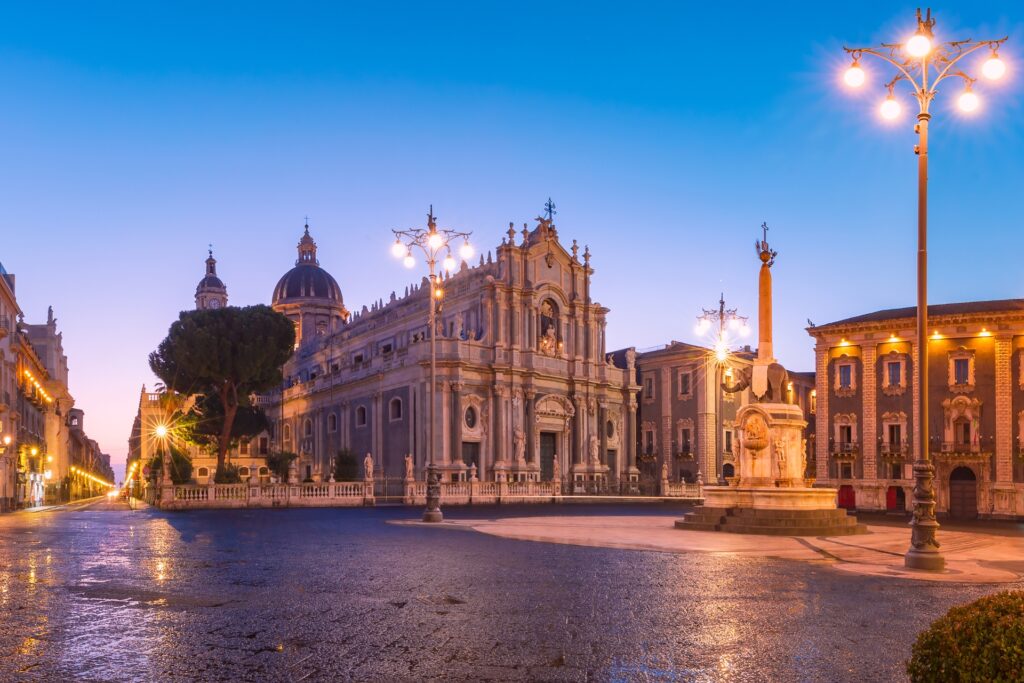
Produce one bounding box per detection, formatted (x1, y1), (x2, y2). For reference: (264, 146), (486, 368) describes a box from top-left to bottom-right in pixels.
(840, 8), (1008, 571)
(695, 294), (749, 482)
(390, 207), (473, 475)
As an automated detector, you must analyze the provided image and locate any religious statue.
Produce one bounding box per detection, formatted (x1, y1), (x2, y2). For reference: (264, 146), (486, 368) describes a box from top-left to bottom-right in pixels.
(774, 438), (787, 479)
(588, 435), (600, 466)
(661, 462), (669, 482)
(363, 453), (374, 481)
(514, 428), (526, 464)
(552, 456), (561, 483)
(743, 413), (769, 454)
(539, 325), (558, 356)
(404, 454), (414, 481)
(469, 464), (478, 482)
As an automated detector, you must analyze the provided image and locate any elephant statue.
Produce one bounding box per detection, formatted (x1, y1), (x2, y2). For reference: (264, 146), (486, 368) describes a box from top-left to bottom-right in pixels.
(722, 362), (790, 403)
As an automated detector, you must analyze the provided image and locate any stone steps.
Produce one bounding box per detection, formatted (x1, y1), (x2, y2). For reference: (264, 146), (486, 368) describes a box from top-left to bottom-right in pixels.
(675, 506), (867, 536)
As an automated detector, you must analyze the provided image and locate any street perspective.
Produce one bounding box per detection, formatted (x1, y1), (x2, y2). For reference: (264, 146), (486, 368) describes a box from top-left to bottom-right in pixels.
(3, 4), (1024, 682)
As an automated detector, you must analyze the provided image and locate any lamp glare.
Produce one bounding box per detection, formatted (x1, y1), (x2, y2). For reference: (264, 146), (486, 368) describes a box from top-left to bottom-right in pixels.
(983, 55), (1006, 80)
(958, 90), (980, 112)
(906, 33), (932, 58)
(844, 64), (866, 87)
(880, 96), (901, 120)
(390, 239), (406, 259)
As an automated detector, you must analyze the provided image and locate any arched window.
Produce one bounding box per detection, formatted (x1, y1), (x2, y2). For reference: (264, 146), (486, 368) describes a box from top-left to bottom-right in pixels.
(303, 418), (313, 437)
(283, 423), (292, 444)
(258, 466), (269, 476)
(356, 406), (367, 427)
(239, 467), (250, 477)
(327, 413), (338, 432)
(197, 467), (209, 478)
(389, 398), (403, 421)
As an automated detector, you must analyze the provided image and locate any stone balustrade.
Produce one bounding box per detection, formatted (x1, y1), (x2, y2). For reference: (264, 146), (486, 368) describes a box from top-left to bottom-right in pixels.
(660, 481), (704, 499)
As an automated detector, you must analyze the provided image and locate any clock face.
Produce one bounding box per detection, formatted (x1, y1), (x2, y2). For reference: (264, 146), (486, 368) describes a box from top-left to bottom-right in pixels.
(209, 299), (221, 309)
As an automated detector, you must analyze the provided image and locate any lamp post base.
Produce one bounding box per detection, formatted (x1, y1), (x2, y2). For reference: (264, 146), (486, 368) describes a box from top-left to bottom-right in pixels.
(905, 547), (945, 571)
(422, 510), (443, 523)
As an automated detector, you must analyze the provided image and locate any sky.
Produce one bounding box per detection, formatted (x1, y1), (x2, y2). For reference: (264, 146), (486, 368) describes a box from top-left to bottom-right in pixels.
(1, 2), (1022, 476)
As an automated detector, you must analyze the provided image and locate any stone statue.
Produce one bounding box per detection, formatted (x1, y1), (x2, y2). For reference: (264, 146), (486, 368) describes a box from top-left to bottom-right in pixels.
(661, 462), (669, 481)
(625, 348), (636, 367)
(552, 456), (561, 482)
(363, 452), (374, 481)
(588, 435), (600, 465)
(514, 428), (526, 463)
(469, 464), (478, 482)
(404, 453), (414, 481)
(774, 438), (787, 479)
(539, 325), (558, 356)
(287, 457), (298, 485)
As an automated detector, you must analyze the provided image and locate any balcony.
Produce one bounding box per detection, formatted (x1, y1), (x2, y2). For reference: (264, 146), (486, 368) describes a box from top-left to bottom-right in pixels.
(936, 438), (993, 459)
(830, 442), (859, 460)
(674, 445), (694, 461)
(879, 442), (909, 461)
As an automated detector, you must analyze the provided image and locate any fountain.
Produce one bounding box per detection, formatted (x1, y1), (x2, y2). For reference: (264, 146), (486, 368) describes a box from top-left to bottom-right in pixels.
(676, 226), (865, 536)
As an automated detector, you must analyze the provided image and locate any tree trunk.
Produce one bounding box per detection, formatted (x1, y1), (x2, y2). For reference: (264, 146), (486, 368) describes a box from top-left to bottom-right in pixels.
(217, 382), (239, 477)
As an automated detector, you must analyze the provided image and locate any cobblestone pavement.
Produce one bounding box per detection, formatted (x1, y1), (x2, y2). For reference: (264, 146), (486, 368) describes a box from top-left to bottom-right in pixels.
(0, 502), (1019, 682)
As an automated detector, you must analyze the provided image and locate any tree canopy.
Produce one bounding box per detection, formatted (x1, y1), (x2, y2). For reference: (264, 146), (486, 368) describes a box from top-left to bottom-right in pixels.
(149, 304), (294, 475)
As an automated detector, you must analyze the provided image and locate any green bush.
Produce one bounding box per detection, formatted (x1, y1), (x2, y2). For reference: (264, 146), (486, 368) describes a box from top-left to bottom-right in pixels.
(214, 463), (242, 484)
(908, 590), (1024, 682)
(265, 451), (297, 481)
(334, 448), (359, 481)
(147, 447), (193, 485)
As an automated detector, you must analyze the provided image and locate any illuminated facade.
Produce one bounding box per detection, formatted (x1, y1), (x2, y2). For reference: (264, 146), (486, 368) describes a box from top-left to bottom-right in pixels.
(808, 299), (1024, 519)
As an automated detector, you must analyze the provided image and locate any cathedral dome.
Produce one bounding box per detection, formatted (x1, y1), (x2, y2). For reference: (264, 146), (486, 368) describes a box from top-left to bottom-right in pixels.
(195, 275), (225, 293)
(272, 224), (344, 306)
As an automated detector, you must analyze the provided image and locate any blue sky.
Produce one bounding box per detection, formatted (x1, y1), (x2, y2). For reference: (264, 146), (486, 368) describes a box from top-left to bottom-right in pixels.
(1, 2), (1021, 474)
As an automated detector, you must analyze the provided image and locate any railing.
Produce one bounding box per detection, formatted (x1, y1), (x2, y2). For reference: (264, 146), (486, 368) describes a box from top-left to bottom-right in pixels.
(831, 443), (860, 457)
(161, 481), (374, 510)
(880, 442), (910, 458)
(661, 481), (703, 499)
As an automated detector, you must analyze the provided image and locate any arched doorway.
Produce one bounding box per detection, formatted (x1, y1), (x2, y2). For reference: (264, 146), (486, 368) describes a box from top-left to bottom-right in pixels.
(837, 484), (856, 510)
(722, 463), (735, 479)
(948, 467), (977, 520)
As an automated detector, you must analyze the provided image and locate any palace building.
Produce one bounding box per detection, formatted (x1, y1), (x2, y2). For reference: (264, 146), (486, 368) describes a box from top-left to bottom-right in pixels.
(808, 299), (1024, 520)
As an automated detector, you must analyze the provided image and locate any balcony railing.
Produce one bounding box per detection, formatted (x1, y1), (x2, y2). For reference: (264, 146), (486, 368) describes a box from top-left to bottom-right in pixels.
(879, 442), (910, 459)
(937, 439), (992, 457)
(830, 442), (859, 459)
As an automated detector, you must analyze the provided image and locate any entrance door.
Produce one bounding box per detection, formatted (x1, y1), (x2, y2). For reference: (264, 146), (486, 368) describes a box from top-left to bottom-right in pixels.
(837, 484), (856, 510)
(606, 450), (617, 482)
(540, 432), (556, 481)
(461, 442), (480, 470)
(886, 486), (898, 511)
(948, 467), (977, 520)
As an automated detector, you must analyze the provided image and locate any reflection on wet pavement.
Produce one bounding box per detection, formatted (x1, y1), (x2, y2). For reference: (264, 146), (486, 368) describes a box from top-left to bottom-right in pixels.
(0, 502), (1017, 682)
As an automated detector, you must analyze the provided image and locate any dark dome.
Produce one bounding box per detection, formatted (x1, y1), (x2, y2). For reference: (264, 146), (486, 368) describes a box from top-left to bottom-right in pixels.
(272, 263), (343, 305)
(195, 276), (225, 293)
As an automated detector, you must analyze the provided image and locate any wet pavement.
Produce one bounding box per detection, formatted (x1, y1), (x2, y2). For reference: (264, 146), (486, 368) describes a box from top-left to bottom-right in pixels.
(0, 501), (1019, 682)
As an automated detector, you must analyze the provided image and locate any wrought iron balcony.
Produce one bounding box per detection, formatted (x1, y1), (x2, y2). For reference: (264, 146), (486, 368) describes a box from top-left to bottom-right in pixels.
(879, 442), (909, 460)
(830, 442), (859, 460)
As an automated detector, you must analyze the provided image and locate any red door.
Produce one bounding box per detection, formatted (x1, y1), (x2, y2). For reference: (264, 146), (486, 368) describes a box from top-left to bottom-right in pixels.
(886, 486), (898, 511)
(838, 485), (856, 510)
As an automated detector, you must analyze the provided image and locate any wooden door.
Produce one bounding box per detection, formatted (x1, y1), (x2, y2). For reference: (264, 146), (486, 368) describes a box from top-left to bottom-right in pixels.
(540, 433), (556, 481)
(948, 467), (977, 520)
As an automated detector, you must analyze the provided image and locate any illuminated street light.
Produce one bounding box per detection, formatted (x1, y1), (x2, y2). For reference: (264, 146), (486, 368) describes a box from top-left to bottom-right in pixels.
(844, 61), (866, 87)
(841, 8), (1009, 572)
(389, 206), (473, 473)
(154, 424), (168, 439)
(880, 94), (901, 119)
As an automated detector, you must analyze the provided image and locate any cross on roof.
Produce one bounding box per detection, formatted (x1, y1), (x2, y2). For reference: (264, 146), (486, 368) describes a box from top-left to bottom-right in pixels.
(544, 197), (557, 221)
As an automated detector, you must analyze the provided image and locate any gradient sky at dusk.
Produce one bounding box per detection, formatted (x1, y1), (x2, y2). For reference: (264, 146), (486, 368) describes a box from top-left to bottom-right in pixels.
(1, 2), (1022, 476)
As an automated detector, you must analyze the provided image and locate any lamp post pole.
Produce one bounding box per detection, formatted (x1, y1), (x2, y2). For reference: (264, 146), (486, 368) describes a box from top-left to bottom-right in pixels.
(391, 207), (474, 478)
(841, 8), (1007, 570)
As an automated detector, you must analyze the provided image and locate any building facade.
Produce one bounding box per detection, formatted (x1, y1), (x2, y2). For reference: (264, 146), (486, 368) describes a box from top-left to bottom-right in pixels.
(0, 263), (19, 510)
(260, 216), (639, 489)
(808, 299), (1024, 519)
(635, 343), (815, 489)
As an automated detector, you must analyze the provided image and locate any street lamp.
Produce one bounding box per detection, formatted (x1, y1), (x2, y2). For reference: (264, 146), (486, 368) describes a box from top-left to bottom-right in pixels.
(390, 207), (473, 476)
(840, 8), (1008, 571)
(696, 294), (749, 482)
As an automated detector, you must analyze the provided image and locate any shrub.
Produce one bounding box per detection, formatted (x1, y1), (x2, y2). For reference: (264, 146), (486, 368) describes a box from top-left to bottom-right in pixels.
(147, 447), (193, 485)
(334, 448), (359, 481)
(265, 451), (297, 481)
(908, 590), (1024, 682)
(213, 463), (242, 484)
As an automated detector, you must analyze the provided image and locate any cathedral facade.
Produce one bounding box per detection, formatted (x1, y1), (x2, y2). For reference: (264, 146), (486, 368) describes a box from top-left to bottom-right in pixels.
(261, 216), (639, 488)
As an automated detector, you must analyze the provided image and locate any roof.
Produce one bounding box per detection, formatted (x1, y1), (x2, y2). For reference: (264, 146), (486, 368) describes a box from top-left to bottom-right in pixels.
(816, 299), (1024, 329)
(195, 276), (225, 293)
(272, 263), (343, 305)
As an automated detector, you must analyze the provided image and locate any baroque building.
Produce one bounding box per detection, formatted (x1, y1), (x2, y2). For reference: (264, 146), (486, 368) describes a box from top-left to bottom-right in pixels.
(634, 342), (815, 489)
(261, 215), (639, 489)
(808, 299), (1024, 520)
(195, 248), (228, 310)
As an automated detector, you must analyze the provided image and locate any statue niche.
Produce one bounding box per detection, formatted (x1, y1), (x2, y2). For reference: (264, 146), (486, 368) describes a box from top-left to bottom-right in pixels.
(538, 299), (562, 356)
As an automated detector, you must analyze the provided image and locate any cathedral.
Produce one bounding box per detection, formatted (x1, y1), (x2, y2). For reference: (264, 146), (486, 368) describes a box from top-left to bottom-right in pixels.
(136, 212), (639, 491)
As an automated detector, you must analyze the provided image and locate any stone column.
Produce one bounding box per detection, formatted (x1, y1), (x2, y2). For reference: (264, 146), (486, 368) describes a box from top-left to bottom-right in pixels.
(697, 356), (717, 480)
(573, 395), (584, 465)
(372, 391), (382, 470)
(525, 390), (537, 463)
(862, 345), (878, 481)
(994, 336), (1013, 484)
(451, 382), (465, 471)
(814, 342), (830, 483)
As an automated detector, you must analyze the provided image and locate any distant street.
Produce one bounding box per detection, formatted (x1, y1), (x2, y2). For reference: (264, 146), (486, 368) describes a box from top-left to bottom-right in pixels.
(0, 503), (1019, 682)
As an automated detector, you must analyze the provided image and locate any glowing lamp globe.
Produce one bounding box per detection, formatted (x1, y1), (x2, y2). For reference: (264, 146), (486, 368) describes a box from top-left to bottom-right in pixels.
(403, 254), (415, 268)
(154, 425), (168, 438)
(459, 240), (474, 260)
(844, 64), (865, 87)
(442, 254), (456, 272)
(390, 239), (406, 259)
(427, 232), (443, 250)
(880, 96), (901, 120)
(906, 33), (932, 58)
(983, 55), (1006, 80)
(958, 90), (980, 112)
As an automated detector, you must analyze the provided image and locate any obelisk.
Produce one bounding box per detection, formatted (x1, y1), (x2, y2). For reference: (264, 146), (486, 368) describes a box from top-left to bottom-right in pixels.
(751, 223), (776, 400)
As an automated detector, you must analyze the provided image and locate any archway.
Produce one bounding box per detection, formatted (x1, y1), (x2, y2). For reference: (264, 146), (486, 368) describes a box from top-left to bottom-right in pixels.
(948, 466), (977, 520)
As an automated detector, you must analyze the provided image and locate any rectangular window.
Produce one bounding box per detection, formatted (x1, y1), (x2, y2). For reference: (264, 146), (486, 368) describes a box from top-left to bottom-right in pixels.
(954, 358), (969, 385)
(381, 343), (393, 355)
(888, 424), (901, 446)
(839, 425), (852, 445)
(810, 391), (817, 414)
(887, 361), (901, 387)
(840, 463), (853, 479)
(353, 353), (364, 364)
(838, 364), (852, 389)
(259, 437), (269, 455)
(644, 377), (654, 400)
(724, 429), (733, 454)
(679, 371), (691, 397)
(644, 430), (654, 454)
(891, 463), (902, 480)
(239, 439), (249, 455)
(680, 428), (691, 453)
(956, 420), (971, 446)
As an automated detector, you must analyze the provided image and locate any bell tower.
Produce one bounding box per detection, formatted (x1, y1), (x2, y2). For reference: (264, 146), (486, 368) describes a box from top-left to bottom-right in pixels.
(195, 247), (228, 310)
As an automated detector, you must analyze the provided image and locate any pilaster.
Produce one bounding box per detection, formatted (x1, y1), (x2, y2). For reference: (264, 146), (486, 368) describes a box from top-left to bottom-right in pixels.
(862, 345), (877, 480)
(814, 342), (830, 483)
(994, 336), (1013, 484)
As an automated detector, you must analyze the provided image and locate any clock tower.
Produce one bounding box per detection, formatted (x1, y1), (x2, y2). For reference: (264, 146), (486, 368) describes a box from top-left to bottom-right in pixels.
(195, 247), (228, 310)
